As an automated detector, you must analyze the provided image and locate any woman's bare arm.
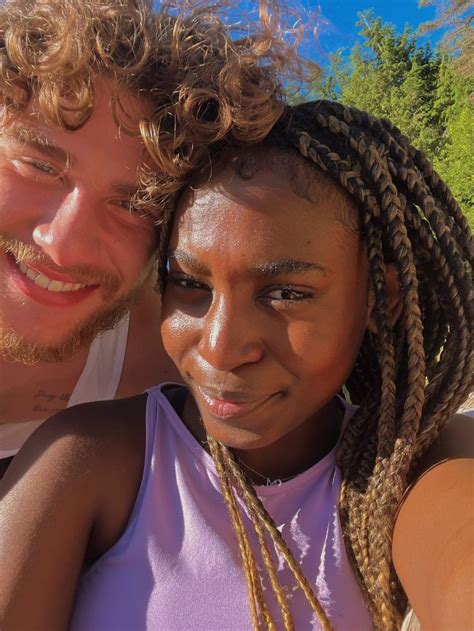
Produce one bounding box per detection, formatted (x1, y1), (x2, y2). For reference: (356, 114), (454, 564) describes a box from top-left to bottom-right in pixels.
(393, 413), (474, 630)
(0, 396), (146, 631)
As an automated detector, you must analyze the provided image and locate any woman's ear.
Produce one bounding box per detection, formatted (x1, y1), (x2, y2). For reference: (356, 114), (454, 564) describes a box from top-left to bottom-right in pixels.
(367, 264), (403, 334)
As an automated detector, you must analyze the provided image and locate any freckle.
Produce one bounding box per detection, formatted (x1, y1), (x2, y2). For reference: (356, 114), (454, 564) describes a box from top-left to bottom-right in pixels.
(306, 240), (311, 246)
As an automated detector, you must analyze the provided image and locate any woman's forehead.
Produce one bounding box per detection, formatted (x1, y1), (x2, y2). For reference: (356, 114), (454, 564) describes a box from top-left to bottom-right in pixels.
(172, 167), (363, 272)
(176, 159), (360, 239)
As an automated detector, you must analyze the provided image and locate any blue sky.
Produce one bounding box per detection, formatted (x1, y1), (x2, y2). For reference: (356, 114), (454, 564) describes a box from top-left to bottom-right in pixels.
(216, 0), (444, 66)
(314, 0), (439, 57)
(156, 1), (444, 65)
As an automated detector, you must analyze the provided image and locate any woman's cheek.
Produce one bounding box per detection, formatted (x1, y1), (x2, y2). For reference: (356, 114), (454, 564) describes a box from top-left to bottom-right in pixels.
(161, 310), (198, 365)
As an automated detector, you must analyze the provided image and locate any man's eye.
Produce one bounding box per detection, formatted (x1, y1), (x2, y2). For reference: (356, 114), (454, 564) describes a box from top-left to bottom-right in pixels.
(112, 199), (134, 211)
(263, 286), (313, 302)
(20, 158), (59, 176)
(34, 160), (56, 174)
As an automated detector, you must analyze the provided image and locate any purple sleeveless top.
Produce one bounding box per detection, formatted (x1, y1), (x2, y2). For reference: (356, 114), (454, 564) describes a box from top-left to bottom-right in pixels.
(70, 386), (373, 630)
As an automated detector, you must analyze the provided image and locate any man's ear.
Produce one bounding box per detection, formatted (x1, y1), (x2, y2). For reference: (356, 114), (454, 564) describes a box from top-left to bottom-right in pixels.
(367, 264), (403, 334)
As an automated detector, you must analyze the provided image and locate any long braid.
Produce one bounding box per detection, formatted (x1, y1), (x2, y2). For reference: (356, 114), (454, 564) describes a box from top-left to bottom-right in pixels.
(219, 444), (334, 631)
(209, 436), (329, 630)
(277, 101), (472, 628)
(207, 435), (272, 631)
(157, 100), (472, 630)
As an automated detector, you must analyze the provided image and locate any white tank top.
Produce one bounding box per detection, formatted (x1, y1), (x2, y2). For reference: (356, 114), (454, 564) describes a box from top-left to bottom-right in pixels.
(0, 314), (129, 459)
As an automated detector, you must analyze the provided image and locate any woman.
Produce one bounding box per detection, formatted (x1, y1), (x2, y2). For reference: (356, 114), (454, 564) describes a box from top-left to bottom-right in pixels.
(0, 101), (472, 630)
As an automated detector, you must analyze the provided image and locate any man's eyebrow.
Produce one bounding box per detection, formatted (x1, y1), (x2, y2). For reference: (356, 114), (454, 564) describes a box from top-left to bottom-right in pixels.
(110, 180), (140, 199)
(5, 126), (71, 166)
(250, 259), (328, 277)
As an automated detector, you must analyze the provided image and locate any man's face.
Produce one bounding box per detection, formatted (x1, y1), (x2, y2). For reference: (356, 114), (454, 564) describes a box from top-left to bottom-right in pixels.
(0, 81), (158, 363)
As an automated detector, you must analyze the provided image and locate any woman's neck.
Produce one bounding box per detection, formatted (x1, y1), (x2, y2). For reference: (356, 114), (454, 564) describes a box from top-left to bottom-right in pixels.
(182, 393), (344, 484)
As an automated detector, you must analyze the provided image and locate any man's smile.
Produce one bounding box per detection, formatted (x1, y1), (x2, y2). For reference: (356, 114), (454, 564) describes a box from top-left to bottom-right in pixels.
(5, 253), (98, 307)
(15, 259), (91, 292)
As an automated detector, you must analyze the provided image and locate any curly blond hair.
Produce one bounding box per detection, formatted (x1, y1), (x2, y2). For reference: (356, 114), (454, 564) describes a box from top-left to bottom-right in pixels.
(0, 0), (294, 218)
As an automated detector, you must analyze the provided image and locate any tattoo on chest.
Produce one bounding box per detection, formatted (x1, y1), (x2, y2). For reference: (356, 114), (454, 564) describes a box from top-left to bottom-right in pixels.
(32, 390), (71, 415)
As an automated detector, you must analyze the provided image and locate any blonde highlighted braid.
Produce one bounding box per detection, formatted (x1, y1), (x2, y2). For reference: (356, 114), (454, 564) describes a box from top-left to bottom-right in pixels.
(158, 100), (473, 630)
(208, 435), (333, 631)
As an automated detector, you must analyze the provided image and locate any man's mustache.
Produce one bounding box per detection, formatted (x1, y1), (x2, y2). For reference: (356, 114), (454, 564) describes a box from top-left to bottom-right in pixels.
(0, 235), (120, 296)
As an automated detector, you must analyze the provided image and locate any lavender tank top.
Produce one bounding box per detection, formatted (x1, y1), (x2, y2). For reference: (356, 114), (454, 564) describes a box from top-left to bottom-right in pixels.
(70, 386), (373, 630)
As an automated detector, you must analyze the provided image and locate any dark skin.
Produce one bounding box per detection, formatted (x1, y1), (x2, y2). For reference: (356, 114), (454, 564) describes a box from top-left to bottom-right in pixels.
(0, 396), (147, 629)
(0, 165), (472, 630)
(162, 166), (371, 480)
(1, 395), (471, 630)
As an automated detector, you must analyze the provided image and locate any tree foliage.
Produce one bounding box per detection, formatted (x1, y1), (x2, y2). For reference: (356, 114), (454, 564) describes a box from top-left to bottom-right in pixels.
(418, 0), (474, 76)
(308, 11), (473, 225)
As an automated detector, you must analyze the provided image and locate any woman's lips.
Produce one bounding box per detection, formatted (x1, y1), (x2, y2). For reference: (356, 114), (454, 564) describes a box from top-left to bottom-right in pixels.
(197, 386), (277, 419)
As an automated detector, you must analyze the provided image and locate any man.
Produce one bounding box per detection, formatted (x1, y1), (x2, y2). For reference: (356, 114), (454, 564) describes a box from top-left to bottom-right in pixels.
(0, 82), (179, 469)
(0, 0), (286, 475)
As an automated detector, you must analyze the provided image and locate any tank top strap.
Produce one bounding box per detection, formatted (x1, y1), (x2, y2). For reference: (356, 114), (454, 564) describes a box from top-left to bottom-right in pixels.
(67, 313), (130, 407)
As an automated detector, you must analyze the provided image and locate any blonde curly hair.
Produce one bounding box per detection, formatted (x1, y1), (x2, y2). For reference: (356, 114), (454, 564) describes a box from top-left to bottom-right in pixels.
(0, 0), (294, 218)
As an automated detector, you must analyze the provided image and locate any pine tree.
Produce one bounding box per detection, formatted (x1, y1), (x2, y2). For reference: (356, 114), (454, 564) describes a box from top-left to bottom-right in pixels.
(419, 0), (474, 76)
(308, 11), (473, 225)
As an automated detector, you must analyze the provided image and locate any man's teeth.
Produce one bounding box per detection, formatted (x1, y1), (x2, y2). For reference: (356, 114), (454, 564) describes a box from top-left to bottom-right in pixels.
(17, 262), (88, 292)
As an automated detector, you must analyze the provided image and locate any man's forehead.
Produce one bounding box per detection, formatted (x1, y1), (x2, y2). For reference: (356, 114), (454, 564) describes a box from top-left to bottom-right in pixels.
(1, 75), (150, 135)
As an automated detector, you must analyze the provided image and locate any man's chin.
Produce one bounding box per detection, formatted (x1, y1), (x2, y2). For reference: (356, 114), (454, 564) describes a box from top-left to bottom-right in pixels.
(0, 305), (129, 365)
(0, 283), (147, 365)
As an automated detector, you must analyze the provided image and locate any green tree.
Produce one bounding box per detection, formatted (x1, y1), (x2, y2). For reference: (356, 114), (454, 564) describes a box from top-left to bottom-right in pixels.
(432, 60), (474, 217)
(419, 0), (474, 76)
(309, 11), (473, 225)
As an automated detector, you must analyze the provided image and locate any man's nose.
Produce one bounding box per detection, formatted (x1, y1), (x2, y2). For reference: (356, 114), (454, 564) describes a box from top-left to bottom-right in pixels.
(198, 294), (264, 372)
(32, 188), (101, 268)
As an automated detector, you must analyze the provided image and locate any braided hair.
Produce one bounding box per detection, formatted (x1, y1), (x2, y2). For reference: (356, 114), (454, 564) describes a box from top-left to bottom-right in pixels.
(158, 100), (473, 630)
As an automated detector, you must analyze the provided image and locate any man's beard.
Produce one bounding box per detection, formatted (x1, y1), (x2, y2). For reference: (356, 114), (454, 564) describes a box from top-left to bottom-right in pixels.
(0, 236), (155, 365)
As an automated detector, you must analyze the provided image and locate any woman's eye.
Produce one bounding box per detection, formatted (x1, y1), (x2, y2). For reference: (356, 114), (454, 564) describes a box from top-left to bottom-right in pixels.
(263, 286), (313, 302)
(168, 274), (210, 292)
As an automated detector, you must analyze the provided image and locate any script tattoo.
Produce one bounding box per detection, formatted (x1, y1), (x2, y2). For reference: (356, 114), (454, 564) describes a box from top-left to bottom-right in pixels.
(32, 390), (71, 414)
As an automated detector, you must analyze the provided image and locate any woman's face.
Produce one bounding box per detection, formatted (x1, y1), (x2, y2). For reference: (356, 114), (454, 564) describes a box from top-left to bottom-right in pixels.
(161, 163), (372, 450)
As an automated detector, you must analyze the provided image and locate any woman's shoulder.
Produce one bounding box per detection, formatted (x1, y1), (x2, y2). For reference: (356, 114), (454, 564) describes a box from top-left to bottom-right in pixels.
(393, 411), (473, 543)
(392, 413), (474, 629)
(0, 394), (148, 557)
(0, 396), (149, 629)
(4, 394), (148, 478)
(415, 411), (474, 471)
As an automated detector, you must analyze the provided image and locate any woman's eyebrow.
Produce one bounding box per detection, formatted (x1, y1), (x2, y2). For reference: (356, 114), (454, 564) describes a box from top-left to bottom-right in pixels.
(168, 249), (211, 275)
(249, 259), (329, 277)
(168, 250), (328, 277)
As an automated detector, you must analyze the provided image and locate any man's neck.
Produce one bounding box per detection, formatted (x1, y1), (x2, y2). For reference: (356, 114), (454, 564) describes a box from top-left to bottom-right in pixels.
(0, 347), (90, 425)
